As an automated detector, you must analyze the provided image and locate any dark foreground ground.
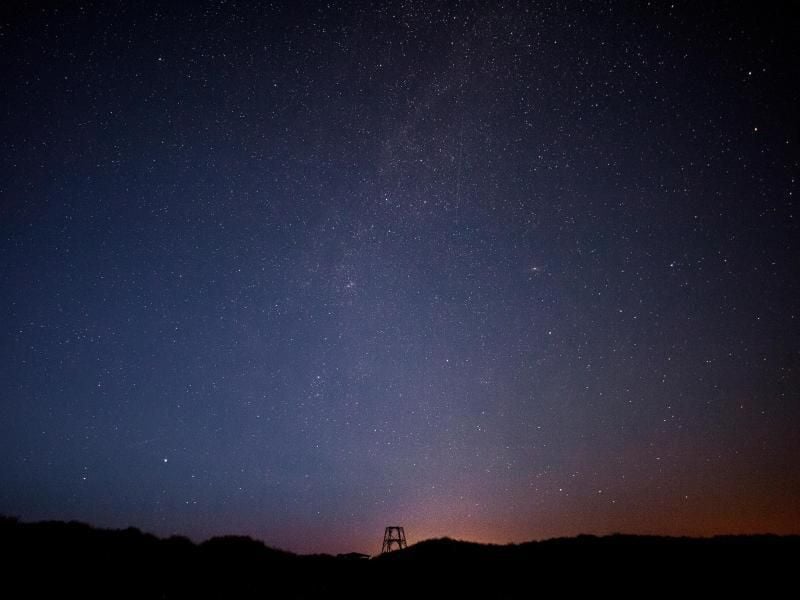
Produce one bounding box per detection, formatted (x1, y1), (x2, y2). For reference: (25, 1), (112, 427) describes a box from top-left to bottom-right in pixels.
(1, 516), (796, 598)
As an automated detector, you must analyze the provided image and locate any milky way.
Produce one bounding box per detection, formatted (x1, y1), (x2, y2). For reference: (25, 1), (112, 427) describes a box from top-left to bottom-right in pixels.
(1, 2), (798, 554)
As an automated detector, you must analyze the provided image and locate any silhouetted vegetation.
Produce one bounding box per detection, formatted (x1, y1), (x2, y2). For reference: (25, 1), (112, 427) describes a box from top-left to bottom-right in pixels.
(1, 515), (795, 598)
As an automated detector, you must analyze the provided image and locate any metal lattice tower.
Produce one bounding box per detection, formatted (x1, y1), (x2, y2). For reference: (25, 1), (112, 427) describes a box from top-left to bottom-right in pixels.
(381, 526), (407, 553)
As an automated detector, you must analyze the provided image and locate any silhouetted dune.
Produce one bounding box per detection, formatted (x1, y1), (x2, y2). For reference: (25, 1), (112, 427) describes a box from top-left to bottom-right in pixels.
(200, 533), (297, 560)
(1, 515), (796, 598)
(374, 532), (800, 562)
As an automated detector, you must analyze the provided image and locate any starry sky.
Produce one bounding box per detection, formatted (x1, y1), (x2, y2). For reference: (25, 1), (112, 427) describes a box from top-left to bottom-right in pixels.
(1, 1), (798, 555)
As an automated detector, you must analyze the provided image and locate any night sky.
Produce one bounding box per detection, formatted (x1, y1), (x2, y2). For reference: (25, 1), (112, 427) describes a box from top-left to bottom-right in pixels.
(2, 1), (798, 555)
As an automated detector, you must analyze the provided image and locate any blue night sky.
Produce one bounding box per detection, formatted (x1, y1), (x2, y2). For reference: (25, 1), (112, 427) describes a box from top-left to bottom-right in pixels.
(1, 1), (798, 554)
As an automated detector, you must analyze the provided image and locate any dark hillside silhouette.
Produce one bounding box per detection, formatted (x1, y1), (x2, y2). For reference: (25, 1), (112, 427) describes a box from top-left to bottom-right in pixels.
(1, 516), (795, 598)
(374, 532), (800, 561)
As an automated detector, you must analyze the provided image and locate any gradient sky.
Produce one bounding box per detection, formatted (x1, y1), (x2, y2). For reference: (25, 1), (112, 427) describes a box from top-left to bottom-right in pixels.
(1, 1), (798, 555)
